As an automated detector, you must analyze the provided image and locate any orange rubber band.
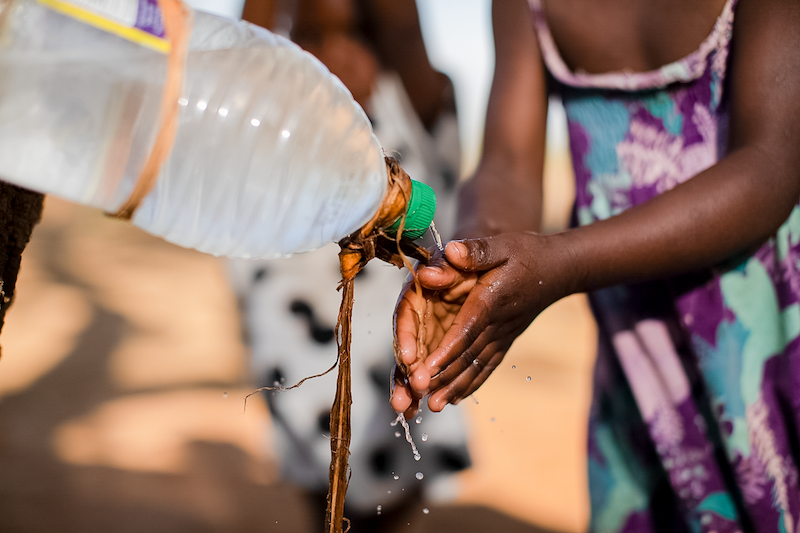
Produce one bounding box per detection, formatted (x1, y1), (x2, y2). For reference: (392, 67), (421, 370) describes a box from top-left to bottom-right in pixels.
(108, 0), (192, 220)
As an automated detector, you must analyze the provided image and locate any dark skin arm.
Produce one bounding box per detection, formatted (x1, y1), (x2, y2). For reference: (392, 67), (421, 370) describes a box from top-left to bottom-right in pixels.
(391, 0), (800, 417)
(391, 0), (549, 415)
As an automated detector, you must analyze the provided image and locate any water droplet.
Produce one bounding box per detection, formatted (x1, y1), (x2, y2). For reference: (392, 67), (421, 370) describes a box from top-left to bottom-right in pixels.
(196, 100), (208, 110)
(395, 431), (401, 438)
(472, 358), (479, 365)
(223, 392), (228, 398)
(421, 433), (428, 442)
(414, 453), (421, 461)
(490, 417), (495, 422)
(393, 474), (399, 480)
(526, 376), (531, 381)
(281, 129), (291, 138)
(377, 505), (382, 515)
(415, 416), (423, 424)
(218, 107), (229, 117)
(250, 118), (261, 127)
(423, 508), (430, 515)
(177, 97), (188, 106)
(538, 280), (543, 285)
(511, 365), (516, 369)
(415, 472), (424, 480)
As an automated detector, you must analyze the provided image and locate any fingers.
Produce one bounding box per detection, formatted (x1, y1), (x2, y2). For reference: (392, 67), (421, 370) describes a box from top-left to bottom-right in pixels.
(393, 280), (424, 367)
(408, 364), (431, 392)
(424, 296), (486, 378)
(444, 237), (509, 273)
(390, 367), (412, 413)
(415, 261), (473, 293)
(452, 348), (506, 402)
(390, 233), (529, 416)
(428, 345), (506, 412)
(390, 365), (422, 417)
(403, 397), (421, 420)
(393, 266), (475, 371)
(413, 244), (482, 293)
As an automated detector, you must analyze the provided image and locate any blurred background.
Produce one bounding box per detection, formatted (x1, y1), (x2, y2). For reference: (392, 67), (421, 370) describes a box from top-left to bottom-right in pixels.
(0, 1), (597, 532)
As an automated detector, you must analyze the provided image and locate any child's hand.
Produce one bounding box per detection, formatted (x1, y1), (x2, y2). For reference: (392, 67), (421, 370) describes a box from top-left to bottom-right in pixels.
(390, 246), (478, 418)
(390, 232), (568, 416)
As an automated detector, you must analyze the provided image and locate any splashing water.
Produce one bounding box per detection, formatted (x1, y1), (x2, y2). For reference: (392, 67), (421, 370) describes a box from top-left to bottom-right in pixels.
(392, 413), (421, 461)
(429, 222), (444, 251)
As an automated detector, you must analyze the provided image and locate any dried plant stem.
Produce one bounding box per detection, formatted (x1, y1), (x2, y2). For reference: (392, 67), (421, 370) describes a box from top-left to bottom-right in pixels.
(326, 277), (355, 533)
(242, 359), (338, 413)
(323, 157), (431, 533)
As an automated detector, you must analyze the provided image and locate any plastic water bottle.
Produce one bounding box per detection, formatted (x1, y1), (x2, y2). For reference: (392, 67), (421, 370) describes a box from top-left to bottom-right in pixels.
(0, 0), (435, 258)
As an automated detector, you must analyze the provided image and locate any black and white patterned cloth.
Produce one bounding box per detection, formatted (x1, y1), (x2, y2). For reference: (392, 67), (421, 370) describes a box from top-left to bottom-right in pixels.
(227, 73), (470, 514)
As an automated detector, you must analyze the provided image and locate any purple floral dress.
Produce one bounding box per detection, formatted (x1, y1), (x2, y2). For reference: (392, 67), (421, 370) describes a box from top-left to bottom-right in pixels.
(531, 0), (800, 531)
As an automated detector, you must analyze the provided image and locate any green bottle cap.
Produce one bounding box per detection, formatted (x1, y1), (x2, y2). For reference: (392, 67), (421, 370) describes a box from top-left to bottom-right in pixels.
(387, 179), (436, 240)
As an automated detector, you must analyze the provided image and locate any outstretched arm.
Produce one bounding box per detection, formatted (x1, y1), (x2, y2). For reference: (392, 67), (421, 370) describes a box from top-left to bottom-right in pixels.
(392, 0), (800, 416)
(391, 0), (549, 416)
(455, 0), (549, 238)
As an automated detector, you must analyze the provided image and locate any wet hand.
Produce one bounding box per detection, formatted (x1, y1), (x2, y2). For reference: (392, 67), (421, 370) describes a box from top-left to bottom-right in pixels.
(390, 246), (478, 417)
(390, 232), (566, 416)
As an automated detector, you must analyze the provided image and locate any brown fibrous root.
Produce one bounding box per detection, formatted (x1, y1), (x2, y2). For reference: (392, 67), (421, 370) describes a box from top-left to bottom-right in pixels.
(326, 157), (430, 533)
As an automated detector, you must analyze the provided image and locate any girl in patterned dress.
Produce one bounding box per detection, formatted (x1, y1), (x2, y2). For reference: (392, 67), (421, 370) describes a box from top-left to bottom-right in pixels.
(391, 0), (800, 531)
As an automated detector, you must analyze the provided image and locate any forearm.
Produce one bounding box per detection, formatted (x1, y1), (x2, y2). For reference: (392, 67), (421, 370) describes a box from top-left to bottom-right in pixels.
(455, 157), (545, 239)
(551, 147), (800, 297)
(454, 0), (548, 239)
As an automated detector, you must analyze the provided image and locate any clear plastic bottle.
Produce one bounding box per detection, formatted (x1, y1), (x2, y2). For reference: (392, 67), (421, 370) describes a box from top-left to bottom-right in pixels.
(0, 0), (397, 258)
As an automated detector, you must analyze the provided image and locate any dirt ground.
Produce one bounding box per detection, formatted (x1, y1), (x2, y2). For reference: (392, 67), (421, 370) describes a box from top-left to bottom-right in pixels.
(0, 155), (596, 533)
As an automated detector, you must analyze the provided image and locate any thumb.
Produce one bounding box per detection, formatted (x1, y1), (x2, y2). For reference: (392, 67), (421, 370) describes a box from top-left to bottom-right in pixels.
(445, 237), (508, 272)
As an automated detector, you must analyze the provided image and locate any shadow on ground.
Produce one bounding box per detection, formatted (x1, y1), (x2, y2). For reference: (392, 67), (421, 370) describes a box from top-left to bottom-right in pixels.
(0, 200), (575, 533)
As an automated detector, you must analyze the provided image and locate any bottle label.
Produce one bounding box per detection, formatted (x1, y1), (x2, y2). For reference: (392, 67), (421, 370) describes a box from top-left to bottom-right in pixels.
(38, 0), (171, 53)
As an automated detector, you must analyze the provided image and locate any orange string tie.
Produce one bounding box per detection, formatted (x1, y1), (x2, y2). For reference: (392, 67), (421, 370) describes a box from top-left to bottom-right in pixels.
(108, 0), (192, 220)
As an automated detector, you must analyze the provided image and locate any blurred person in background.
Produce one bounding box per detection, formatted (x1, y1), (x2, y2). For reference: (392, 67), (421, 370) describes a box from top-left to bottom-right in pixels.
(392, 0), (800, 531)
(227, 0), (471, 530)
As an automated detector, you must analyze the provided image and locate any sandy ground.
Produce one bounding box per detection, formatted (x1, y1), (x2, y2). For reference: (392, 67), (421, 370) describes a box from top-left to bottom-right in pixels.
(0, 152), (597, 533)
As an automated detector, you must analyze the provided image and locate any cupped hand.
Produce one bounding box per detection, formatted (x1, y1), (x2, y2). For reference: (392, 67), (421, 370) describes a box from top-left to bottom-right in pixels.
(390, 232), (568, 417)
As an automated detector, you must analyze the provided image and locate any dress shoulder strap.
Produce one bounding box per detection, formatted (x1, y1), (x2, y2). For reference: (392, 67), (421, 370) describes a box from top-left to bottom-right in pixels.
(529, 0), (737, 91)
